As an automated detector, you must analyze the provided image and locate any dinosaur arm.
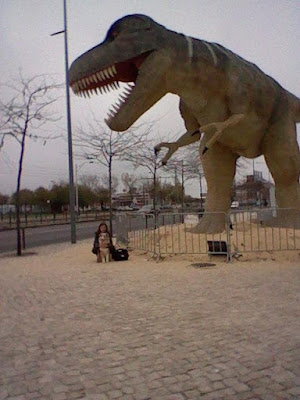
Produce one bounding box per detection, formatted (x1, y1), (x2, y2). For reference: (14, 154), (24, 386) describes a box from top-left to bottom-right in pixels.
(200, 114), (245, 154)
(154, 100), (201, 164)
(155, 130), (201, 165)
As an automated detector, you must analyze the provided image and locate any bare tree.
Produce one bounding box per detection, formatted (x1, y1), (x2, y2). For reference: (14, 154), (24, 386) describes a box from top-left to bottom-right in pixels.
(121, 172), (138, 198)
(122, 135), (166, 224)
(101, 174), (119, 194)
(179, 143), (205, 208)
(75, 116), (147, 234)
(0, 74), (61, 255)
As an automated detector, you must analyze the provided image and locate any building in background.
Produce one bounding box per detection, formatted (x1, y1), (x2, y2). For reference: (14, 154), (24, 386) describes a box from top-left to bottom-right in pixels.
(234, 173), (274, 208)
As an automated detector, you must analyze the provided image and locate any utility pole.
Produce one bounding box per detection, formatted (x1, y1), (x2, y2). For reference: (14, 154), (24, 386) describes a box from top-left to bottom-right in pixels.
(51, 0), (76, 243)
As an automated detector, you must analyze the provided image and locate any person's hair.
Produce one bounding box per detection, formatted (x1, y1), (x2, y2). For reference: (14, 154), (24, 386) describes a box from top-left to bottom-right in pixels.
(96, 222), (110, 235)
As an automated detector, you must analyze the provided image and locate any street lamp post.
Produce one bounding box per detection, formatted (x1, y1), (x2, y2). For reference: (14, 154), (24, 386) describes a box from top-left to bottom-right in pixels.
(75, 164), (79, 213)
(51, 0), (76, 243)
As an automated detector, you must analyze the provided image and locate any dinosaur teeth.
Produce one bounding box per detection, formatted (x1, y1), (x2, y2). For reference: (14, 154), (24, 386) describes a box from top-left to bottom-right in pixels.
(107, 110), (116, 119)
(72, 64), (119, 96)
(108, 67), (114, 77)
(110, 104), (119, 114)
(72, 83), (79, 93)
(104, 69), (110, 79)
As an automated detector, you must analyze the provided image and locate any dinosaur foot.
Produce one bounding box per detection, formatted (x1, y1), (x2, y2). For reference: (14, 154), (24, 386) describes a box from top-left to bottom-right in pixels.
(186, 214), (226, 234)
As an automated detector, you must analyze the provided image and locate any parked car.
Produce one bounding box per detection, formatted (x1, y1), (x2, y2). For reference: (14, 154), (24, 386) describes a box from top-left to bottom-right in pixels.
(116, 206), (133, 211)
(231, 201), (240, 209)
(137, 205), (161, 215)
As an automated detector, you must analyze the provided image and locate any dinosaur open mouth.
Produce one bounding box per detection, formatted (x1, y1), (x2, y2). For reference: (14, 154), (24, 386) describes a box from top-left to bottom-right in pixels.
(70, 51), (152, 124)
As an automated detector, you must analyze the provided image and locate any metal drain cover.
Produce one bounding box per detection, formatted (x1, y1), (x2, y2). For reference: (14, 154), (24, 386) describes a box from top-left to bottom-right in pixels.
(189, 262), (216, 268)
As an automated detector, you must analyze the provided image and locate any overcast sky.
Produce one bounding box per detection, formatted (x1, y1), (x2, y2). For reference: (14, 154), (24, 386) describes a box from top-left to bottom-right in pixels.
(0, 0), (299, 197)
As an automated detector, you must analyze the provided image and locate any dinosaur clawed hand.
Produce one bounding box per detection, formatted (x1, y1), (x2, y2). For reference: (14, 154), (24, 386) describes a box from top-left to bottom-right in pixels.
(154, 142), (177, 165)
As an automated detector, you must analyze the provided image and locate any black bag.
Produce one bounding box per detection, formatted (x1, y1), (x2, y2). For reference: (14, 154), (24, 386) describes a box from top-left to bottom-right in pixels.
(92, 243), (99, 255)
(92, 233), (99, 255)
(111, 247), (129, 261)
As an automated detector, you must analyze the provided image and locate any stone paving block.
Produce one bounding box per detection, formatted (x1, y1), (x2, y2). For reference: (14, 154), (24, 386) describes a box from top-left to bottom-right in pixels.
(0, 389), (8, 400)
(52, 393), (67, 400)
(0, 248), (299, 400)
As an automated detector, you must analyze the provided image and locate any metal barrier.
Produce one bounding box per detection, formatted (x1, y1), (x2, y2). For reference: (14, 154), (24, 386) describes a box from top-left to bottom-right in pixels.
(125, 213), (157, 256)
(126, 208), (300, 261)
(229, 208), (300, 254)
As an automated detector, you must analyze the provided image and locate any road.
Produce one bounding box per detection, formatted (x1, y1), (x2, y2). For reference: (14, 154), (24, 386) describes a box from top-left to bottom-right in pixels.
(0, 213), (183, 254)
(0, 221), (101, 253)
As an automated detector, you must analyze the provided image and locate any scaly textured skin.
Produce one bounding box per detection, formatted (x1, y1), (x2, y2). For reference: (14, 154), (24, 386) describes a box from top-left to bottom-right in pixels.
(69, 14), (300, 233)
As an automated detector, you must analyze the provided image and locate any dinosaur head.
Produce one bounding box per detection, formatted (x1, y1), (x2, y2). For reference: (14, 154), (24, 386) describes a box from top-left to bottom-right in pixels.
(69, 14), (173, 131)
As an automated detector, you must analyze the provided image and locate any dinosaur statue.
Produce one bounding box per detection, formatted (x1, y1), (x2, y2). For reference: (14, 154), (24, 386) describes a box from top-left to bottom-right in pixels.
(69, 14), (300, 233)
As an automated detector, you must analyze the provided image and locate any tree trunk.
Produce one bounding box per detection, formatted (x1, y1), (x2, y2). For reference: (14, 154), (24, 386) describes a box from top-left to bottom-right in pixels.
(199, 173), (204, 209)
(108, 155), (113, 235)
(16, 130), (27, 256)
(153, 166), (158, 228)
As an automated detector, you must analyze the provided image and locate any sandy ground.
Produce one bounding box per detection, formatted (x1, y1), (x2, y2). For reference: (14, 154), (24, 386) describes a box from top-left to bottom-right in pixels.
(0, 240), (299, 399)
(129, 221), (300, 264)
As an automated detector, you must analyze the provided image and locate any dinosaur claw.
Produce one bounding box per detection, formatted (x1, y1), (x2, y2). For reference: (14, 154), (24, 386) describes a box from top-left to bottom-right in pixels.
(202, 146), (208, 155)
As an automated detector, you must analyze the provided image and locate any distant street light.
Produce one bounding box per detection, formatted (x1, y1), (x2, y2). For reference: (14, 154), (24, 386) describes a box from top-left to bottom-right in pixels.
(51, 0), (76, 243)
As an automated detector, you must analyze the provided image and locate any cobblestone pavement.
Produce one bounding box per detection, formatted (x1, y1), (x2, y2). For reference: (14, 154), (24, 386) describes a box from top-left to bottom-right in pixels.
(0, 243), (299, 400)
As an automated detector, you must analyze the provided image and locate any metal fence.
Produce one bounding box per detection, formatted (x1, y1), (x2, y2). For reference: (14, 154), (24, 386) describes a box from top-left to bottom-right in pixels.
(0, 210), (110, 229)
(125, 208), (300, 261)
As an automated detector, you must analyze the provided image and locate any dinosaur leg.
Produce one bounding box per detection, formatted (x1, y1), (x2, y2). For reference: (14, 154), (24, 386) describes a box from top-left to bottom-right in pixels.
(190, 142), (238, 233)
(263, 118), (300, 228)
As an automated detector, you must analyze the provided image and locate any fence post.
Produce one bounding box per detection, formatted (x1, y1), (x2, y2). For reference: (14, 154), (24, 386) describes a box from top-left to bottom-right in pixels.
(226, 212), (232, 262)
(22, 228), (26, 249)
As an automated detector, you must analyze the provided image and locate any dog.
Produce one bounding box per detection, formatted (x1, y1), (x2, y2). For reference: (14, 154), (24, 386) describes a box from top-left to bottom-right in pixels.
(97, 233), (111, 263)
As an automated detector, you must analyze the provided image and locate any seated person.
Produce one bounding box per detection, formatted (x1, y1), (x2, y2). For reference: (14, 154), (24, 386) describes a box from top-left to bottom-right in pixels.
(95, 222), (112, 263)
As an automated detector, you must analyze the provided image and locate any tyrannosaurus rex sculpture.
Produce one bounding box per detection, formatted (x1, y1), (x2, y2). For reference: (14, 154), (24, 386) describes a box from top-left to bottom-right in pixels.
(69, 14), (300, 233)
